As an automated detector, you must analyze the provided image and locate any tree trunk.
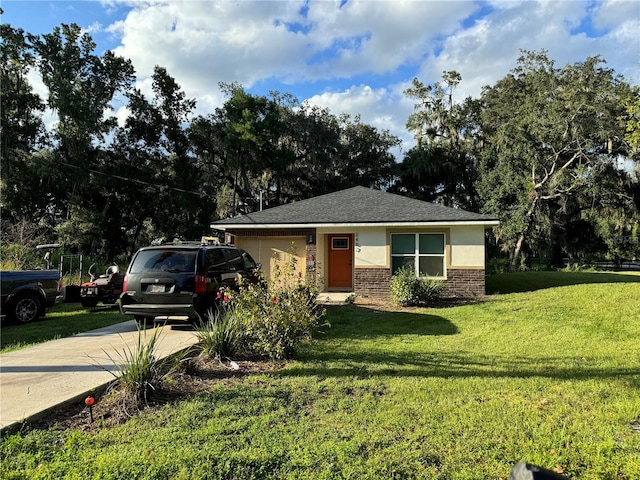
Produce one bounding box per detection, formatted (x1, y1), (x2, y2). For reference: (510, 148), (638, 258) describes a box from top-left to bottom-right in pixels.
(511, 233), (525, 268)
(549, 224), (565, 269)
(511, 195), (539, 268)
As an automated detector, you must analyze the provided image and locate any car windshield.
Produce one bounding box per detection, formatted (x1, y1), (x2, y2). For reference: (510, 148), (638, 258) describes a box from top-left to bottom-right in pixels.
(130, 249), (197, 274)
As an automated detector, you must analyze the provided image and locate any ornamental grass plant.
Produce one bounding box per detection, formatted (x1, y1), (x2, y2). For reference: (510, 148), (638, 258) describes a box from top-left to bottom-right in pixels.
(99, 326), (188, 415)
(195, 306), (246, 361)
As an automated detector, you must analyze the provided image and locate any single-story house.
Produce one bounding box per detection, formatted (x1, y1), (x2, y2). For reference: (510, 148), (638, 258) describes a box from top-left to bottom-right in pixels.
(211, 186), (499, 298)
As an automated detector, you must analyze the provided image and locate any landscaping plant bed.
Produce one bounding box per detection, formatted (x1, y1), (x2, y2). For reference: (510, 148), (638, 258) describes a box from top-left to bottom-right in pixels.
(21, 358), (275, 434)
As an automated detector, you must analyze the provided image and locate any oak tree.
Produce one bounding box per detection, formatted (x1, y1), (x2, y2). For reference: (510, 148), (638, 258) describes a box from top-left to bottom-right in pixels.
(477, 51), (637, 266)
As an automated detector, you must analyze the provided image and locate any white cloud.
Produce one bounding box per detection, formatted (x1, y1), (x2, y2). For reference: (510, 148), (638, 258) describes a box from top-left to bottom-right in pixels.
(26, 67), (58, 133)
(94, 0), (639, 160)
(114, 105), (131, 128)
(422, 0), (639, 100)
(305, 0), (476, 77)
(593, 0), (639, 31)
(26, 67), (48, 100)
(307, 83), (415, 155)
(109, 1), (480, 88)
(112, 1), (311, 90)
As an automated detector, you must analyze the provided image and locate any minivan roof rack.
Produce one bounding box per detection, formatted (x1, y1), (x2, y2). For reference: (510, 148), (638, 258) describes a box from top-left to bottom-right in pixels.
(200, 236), (220, 245)
(148, 237), (222, 246)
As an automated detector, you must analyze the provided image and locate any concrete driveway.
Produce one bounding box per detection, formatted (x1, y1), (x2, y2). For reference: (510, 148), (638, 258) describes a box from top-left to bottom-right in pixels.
(0, 320), (199, 434)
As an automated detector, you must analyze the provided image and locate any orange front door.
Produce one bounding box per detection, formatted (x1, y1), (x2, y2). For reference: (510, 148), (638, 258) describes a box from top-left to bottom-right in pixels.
(327, 234), (353, 290)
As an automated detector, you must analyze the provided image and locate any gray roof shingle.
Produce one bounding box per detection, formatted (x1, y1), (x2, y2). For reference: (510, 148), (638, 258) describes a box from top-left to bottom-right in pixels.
(212, 186), (498, 227)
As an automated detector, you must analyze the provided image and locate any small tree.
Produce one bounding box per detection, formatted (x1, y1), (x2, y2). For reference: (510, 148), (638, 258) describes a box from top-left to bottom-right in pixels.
(0, 218), (51, 269)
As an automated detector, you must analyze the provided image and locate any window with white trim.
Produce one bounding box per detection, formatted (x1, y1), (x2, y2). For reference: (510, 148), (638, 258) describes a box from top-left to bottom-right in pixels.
(391, 233), (445, 278)
(332, 237), (349, 250)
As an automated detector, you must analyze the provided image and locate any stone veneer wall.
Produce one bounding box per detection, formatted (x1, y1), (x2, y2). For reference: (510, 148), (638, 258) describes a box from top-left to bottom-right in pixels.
(354, 267), (485, 298)
(354, 268), (392, 298)
(442, 269), (485, 297)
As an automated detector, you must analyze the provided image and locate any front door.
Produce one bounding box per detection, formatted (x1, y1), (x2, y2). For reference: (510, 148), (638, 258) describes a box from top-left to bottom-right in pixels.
(327, 234), (353, 290)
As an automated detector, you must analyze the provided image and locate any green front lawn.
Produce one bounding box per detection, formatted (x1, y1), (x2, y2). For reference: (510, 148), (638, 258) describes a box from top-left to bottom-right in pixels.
(2, 272), (640, 479)
(0, 303), (130, 353)
(486, 269), (640, 294)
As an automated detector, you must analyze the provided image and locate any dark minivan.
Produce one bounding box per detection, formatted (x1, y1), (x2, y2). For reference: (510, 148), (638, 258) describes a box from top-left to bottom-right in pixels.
(119, 240), (260, 326)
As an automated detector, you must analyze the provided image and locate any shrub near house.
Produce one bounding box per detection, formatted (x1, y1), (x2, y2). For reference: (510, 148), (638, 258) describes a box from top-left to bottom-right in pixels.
(390, 265), (444, 306)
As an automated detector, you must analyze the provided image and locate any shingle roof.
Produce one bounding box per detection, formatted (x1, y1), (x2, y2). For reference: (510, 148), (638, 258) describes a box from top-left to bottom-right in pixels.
(212, 186), (498, 227)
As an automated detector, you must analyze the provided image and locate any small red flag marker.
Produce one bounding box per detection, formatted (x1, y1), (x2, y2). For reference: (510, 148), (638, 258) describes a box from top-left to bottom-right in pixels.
(85, 396), (95, 422)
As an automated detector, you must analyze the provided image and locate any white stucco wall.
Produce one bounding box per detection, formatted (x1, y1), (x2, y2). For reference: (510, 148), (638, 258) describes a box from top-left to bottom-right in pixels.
(316, 227), (387, 267)
(316, 225), (486, 269)
(449, 226), (486, 267)
(354, 228), (387, 267)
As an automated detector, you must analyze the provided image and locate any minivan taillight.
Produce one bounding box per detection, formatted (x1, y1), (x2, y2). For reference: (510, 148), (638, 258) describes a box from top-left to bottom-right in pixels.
(195, 274), (206, 293)
(122, 274), (128, 293)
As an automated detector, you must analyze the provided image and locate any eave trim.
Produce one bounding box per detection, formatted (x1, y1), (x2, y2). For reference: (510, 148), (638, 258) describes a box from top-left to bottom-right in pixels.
(211, 220), (500, 230)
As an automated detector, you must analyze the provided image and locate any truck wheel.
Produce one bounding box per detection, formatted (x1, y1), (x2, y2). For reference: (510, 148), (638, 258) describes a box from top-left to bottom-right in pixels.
(11, 293), (42, 324)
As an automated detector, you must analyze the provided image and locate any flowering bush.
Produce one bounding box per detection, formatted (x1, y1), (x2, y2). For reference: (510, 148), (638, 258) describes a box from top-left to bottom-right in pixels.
(232, 282), (325, 360)
(215, 290), (232, 303)
(214, 246), (327, 360)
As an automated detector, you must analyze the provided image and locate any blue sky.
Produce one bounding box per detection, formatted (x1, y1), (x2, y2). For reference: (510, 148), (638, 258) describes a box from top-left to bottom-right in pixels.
(2, 0), (639, 156)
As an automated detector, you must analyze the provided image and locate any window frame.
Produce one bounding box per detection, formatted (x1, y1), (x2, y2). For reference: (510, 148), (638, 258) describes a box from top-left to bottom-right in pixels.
(331, 237), (350, 250)
(390, 232), (447, 279)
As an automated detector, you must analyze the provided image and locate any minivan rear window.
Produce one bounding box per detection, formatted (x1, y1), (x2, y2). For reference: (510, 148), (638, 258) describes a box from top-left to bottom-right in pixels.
(130, 249), (197, 274)
(223, 248), (243, 271)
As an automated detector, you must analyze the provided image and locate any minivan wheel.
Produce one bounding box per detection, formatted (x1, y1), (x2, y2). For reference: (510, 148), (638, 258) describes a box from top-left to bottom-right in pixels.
(135, 316), (155, 329)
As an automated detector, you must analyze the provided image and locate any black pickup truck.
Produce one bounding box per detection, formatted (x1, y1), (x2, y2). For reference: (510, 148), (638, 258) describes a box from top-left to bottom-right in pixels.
(0, 270), (61, 324)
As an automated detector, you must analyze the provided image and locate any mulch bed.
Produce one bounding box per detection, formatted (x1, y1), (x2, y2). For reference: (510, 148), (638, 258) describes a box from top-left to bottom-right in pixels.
(17, 358), (274, 435)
